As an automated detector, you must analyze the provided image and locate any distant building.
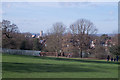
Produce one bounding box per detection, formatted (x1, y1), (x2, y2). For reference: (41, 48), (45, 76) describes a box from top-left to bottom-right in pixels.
(40, 30), (43, 37)
(32, 34), (36, 38)
(90, 39), (97, 48)
(37, 36), (40, 38)
(90, 41), (95, 48)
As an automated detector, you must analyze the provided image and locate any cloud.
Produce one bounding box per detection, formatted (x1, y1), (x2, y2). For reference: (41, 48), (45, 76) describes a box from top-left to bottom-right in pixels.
(0, 10), (4, 14)
(56, 2), (99, 8)
(2, 2), (29, 9)
(30, 2), (116, 8)
(2, 2), (117, 10)
(2, 2), (98, 9)
(1, 0), (119, 2)
(109, 11), (114, 15)
(103, 18), (116, 21)
(0, 10), (2, 14)
(6, 4), (11, 8)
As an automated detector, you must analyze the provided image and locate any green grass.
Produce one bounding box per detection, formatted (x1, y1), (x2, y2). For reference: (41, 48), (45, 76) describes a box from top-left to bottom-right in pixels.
(2, 54), (119, 78)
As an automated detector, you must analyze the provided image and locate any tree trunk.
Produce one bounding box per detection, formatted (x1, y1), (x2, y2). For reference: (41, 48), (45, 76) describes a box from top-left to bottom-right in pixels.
(80, 49), (82, 58)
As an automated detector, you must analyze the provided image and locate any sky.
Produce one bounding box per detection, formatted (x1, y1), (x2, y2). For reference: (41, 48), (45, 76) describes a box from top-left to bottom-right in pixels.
(1, 2), (118, 34)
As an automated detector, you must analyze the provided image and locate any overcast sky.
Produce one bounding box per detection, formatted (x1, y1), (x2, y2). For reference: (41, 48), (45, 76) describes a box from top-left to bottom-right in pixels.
(2, 2), (118, 34)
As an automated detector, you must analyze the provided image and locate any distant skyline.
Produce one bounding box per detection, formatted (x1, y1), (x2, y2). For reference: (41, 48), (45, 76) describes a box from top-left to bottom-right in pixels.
(2, 2), (118, 34)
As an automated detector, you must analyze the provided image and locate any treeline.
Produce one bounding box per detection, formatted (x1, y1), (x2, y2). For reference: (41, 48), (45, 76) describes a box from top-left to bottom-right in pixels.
(1, 19), (120, 58)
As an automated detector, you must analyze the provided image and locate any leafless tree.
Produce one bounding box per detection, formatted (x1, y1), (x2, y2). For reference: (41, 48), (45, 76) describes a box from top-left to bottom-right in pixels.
(2, 20), (19, 38)
(46, 22), (66, 56)
(70, 19), (97, 58)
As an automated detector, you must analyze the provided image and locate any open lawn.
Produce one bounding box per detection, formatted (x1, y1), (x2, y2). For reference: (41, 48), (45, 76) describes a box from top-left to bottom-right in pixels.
(2, 54), (119, 78)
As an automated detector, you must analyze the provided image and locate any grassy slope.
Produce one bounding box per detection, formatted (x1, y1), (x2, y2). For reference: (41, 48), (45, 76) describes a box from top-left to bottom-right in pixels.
(2, 54), (119, 78)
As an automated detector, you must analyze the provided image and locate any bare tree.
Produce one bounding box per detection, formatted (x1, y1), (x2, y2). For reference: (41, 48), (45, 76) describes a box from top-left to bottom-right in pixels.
(70, 19), (97, 58)
(46, 22), (66, 56)
(2, 20), (19, 38)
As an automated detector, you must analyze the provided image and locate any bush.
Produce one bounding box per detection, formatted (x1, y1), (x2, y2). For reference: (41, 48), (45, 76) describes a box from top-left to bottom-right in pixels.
(94, 46), (108, 59)
(109, 45), (120, 56)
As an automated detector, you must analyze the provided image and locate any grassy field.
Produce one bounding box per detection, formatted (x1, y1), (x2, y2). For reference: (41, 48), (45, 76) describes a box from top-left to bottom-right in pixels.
(2, 54), (119, 78)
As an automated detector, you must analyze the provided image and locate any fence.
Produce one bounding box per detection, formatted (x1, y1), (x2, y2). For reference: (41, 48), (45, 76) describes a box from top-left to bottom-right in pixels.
(40, 52), (57, 56)
(2, 48), (41, 56)
(2, 48), (80, 58)
(2, 49), (72, 57)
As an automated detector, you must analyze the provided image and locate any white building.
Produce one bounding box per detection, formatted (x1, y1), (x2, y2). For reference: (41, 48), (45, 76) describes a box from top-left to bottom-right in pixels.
(40, 30), (43, 37)
(90, 41), (95, 48)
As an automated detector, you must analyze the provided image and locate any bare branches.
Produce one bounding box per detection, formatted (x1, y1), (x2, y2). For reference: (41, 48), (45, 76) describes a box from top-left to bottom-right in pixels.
(2, 20), (19, 38)
(52, 22), (66, 35)
(70, 19), (97, 58)
(70, 19), (97, 35)
(46, 22), (66, 54)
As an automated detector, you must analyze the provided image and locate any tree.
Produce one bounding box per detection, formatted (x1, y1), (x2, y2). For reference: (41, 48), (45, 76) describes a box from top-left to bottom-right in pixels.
(46, 22), (66, 56)
(2, 20), (19, 38)
(33, 38), (41, 50)
(2, 20), (20, 49)
(21, 33), (33, 50)
(70, 19), (97, 58)
(109, 45), (120, 56)
(94, 45), (108, 59)
(2, 20), (44, 50)
(20, 40), (26, 50)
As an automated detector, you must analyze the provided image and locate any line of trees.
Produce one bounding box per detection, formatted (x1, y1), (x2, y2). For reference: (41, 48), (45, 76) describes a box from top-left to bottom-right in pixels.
(45, 19), (97, 58)
(44, 19), (119, 58)
(1, 19), (119, 58)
